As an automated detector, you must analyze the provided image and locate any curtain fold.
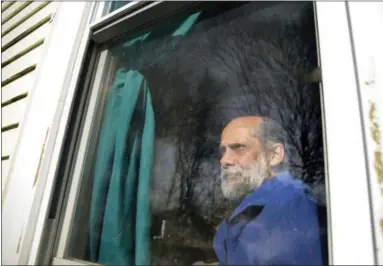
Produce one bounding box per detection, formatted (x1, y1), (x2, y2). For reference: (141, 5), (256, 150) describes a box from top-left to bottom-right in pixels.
(89, 11), (201, 265)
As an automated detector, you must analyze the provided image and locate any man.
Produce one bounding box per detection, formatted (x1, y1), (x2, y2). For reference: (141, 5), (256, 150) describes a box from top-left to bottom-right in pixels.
(213, 116), (323, 265)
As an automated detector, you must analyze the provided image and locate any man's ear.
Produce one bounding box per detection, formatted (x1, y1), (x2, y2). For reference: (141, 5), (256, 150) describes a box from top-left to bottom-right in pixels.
(268, 143), (285, 166)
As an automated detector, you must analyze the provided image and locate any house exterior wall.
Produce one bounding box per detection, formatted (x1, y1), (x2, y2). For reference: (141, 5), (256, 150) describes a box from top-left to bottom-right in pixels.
(1, 1), (58, 191)
(1, 2), (90, 264)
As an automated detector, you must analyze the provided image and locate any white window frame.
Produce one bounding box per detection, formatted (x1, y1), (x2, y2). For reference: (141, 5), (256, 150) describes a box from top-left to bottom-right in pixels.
(315, 3), (376, 264)
(1, 2), (377, 265)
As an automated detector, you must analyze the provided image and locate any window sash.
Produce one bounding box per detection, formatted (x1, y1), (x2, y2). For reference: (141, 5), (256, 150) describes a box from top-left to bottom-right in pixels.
(54, 49), (115, 259)
(90, 1), (200, 43)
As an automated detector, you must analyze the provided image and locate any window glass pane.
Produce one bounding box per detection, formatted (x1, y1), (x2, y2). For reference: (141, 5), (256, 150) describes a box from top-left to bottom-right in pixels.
(68, 2), (328, 265)
(105, 1), (132, 15)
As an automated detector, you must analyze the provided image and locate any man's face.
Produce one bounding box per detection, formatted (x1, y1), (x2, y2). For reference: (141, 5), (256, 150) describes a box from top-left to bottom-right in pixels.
(219, 120), (271, 201)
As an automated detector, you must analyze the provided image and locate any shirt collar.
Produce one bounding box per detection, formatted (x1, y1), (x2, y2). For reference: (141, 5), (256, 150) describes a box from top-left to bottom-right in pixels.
(229, 171), (300, 221)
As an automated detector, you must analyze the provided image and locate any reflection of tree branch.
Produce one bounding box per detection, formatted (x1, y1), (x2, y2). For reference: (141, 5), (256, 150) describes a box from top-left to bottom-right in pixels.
(146, 3), (324, 250)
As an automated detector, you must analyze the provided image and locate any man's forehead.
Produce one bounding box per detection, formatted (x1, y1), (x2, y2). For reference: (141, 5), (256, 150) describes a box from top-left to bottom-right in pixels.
(220, 116), (264, 145)
(221, 116), (264, 142)
(226, 116), (264, 129)
(221, 126), (251, 144)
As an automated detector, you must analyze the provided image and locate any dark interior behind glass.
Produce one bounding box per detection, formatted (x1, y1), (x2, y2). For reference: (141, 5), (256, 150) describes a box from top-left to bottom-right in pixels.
(68, 2), (328, 265)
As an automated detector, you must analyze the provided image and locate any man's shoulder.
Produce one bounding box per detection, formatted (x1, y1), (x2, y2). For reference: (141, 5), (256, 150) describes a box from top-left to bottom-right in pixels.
(277, 181), (318, 208)
(276, 174), (317, 202)
(232, 174), (319, 221)
(252, 185), (320, 230)
(240, 176), (316, 206)
(249, 178), (318, 220)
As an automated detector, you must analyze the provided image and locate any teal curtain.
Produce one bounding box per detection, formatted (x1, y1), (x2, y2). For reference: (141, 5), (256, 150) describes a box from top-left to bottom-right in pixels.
(89, 12), (201, 265)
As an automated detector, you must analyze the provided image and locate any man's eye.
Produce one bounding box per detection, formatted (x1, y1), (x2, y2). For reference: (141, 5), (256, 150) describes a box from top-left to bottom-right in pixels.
(234, 145), (246, 153)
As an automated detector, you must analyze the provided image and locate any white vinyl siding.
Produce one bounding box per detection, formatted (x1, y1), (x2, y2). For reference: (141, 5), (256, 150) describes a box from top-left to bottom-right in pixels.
(1, 2), (32, 23)
(2, 24), (50, 61)
(1, 129), (20, 158)
(1, 71), (34, 102)
(2, 159), (11, 190)
(1, 1), (58, 191)
(2, 2), (56, 46)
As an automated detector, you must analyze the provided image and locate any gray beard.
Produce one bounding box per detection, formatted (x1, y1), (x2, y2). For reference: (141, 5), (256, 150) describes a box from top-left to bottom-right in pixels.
(220, 155), (269, 201)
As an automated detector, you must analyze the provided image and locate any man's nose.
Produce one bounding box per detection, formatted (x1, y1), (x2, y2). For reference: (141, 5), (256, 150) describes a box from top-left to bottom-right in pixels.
(220, 153), (236, 169)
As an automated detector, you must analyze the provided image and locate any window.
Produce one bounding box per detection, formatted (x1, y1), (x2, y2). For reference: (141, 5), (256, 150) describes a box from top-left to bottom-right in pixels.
(51, 2), (329, 265)
(17, 2), (376, 266)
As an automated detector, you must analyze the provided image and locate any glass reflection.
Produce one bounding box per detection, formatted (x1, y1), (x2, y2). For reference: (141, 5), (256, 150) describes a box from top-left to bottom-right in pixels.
(69, 2), (328, 265)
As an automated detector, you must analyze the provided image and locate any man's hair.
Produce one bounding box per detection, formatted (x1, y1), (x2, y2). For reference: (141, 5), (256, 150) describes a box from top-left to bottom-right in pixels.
(253, 116), (289, 172)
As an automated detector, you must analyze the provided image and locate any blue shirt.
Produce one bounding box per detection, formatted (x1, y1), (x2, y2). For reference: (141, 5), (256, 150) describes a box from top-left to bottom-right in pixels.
(213, 172), (323, 265)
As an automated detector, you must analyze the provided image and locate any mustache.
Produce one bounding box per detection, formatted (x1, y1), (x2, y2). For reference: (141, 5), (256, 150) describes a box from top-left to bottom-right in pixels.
(221, 165), (244, 174)
(220, 165), (247, 181)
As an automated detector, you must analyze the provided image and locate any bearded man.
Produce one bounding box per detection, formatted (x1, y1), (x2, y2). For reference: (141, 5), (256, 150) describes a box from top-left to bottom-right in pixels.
(213, 116), (323, 265)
